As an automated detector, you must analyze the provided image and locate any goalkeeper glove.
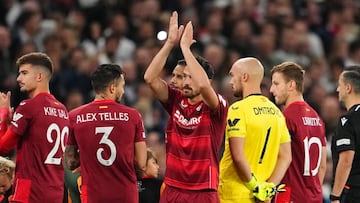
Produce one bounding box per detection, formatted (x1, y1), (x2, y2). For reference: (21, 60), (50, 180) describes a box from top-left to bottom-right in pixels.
(244, 174), (274, 201)
(253, 181), (276, 201)
(254, 183), (287, 201)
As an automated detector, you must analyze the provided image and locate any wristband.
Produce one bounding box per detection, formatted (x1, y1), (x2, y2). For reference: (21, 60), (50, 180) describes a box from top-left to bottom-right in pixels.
(329, 194), (341, 201)
(0, 108), (9, 121)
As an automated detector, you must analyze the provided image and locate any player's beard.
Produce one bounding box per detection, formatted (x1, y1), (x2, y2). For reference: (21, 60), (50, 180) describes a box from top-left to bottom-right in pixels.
(233, 88), (242, 98)
(115, 92), (123, 103)
(184, 88), (200, 99)
(274, 92), (288, 106)
(19, 83), (34, 94)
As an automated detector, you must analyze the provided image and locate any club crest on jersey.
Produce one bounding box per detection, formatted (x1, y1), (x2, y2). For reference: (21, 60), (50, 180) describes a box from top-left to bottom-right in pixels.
(341, 117), (348, 126)
(11, 112), (23, 127)
(180, 100), (188, 109)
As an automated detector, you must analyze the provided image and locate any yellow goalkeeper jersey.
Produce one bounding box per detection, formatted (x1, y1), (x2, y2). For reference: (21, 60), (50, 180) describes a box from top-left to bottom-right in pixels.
(219, 94), (290, 202)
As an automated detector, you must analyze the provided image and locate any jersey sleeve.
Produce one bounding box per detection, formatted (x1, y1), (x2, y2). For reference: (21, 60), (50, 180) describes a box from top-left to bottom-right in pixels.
(226, 103), (246, 139)
(9, 101), (32, 137)
(134, 111), (145, 143)
(161, 86), (181, 115)
(0, 128), (19, 155)
(283, 111), (296, 139)
(67, 110), (77, 146)
(334, 115), (355, 152)
(210, 94), (229, 121)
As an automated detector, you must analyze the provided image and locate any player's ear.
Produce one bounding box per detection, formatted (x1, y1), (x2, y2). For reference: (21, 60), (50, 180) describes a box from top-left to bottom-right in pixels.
(289, 80), (296, 90)
(346, 83), (352, 94)
(242, 72), (249, 82)
(36, 72), (43, 82)
(109, 83), (116, 94)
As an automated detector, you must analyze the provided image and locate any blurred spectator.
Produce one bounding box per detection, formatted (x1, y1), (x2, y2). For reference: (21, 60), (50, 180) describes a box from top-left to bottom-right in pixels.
(319, 93), (346, 139)
(271, 25), (310, 67)
(345, 38), (360, 66)
(203, 43), (228, 80)
(103, 13), (136, 65)
(198, 9), (227, 47)
(137, 149), (162, 203)
(0, 26), (12, 90)
(145, 131), (166, 179)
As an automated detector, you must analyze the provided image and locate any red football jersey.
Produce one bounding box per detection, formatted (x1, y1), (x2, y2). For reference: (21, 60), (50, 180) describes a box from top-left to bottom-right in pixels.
(67, 100), (145, 203)
(162, 86), (228, 190)
(9, 92), (69, 203)
(280, 101), (326, 203)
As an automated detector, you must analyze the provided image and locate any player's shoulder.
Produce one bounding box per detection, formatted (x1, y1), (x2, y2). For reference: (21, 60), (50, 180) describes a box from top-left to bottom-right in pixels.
(17, 99), (31, 107)
(347, 104), (360, 117)
(115, 103), (143, 117)
(69, 103), (91, 116)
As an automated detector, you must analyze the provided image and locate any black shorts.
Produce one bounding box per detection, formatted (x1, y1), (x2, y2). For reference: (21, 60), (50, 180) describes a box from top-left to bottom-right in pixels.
(341, 186), (360, 203)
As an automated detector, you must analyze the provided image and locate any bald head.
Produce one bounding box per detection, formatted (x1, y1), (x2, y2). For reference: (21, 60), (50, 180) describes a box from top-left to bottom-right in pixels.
(229, 57), (264, 97)
(233, 57), (264, 84)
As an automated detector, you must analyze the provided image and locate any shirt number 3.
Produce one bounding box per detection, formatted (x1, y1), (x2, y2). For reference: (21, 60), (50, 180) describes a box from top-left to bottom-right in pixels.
(95, 126), (116, 166)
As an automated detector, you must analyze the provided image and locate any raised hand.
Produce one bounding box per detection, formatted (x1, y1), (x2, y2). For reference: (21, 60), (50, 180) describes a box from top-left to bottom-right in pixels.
(180, 21), (196, 49)
(0, 91), (11, 122)
(0, 91), (11, 109)
(166, 11), (184, 46)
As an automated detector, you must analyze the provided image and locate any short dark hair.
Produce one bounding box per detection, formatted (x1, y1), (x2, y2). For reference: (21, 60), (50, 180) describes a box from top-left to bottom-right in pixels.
(16, 52), (54, 75)
(91, 64), (124, 93)
(177, 56), (214, 79)
(343, 65), (360, 94)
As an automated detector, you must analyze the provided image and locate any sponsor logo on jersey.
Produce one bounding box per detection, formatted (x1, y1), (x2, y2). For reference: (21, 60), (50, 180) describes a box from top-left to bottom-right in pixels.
(227, 118), (240, 127)
(174, 110), (201, 128)
(336, 138), (350, 146)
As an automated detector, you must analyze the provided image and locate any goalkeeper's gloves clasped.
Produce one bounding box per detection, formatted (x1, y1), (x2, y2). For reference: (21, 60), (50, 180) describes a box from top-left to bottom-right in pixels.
(244, 173), (286, 201)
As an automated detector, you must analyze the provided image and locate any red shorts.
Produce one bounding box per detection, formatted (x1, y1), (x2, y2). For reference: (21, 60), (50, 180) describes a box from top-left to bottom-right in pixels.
(160, 185), (219, 203)
(273, 186), (291, 203)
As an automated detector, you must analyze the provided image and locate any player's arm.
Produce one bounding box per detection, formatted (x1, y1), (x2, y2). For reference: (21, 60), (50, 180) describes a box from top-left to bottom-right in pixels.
(229, 137), (253, 182)
(318, 146), (327, 185)
(64, 145), (80, 171)
(267, 142), (292, 185)
(0, 128), (19, 155)
(331, 150), (354, 198)
(179, 22), (219, 110)
(0, 92), (18, 155)
(135, 141), (147, 172)
(0, 91), (12, 136)
(144, 11), (184, 103)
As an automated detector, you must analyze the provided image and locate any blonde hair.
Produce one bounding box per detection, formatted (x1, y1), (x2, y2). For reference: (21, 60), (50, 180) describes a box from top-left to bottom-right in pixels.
(0, 156), (15, 179)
